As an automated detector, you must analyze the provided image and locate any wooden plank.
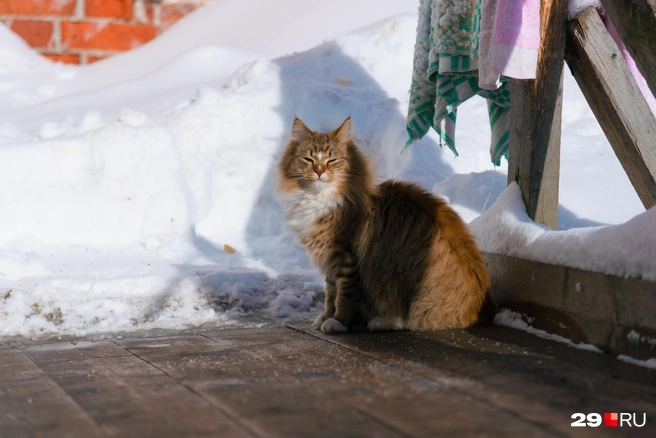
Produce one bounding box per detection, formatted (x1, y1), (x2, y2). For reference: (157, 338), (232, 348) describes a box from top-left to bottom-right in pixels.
(25, 341), (250, 438)
(599, 0), (656, 98)
(5, 322), (656, 436)
(565, 7), (656, 209)
(507, 0), (567, 229)
(120, 330), (549, 437)
(0, 350), (103, 437)
(289, 323), (656, 438)
(482, 251), (656, 358)
(120, 333), (404, 438)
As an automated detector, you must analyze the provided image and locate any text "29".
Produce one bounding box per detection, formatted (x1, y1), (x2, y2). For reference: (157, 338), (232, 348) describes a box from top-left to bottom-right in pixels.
(571, 413), (602, 427)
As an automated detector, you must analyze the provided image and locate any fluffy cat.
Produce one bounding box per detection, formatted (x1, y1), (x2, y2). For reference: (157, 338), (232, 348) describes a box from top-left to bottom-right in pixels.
(278, 117), (491, 333)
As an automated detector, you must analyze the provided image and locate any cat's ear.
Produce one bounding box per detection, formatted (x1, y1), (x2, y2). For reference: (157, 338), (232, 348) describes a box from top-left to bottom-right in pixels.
(334, 117), (351, 144)
(290, 118), (311, 143)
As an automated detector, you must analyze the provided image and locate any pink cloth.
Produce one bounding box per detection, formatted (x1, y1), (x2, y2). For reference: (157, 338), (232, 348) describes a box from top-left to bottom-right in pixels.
(478, 0), (541, 90)
(602, 14), (656, 113)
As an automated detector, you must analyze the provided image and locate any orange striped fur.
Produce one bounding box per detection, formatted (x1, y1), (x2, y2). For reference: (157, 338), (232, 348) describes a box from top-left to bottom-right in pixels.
(278, 118), (490, 332)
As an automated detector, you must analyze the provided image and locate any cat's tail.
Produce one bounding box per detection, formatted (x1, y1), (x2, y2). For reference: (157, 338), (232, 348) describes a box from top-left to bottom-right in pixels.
(436, 203), (492, 327)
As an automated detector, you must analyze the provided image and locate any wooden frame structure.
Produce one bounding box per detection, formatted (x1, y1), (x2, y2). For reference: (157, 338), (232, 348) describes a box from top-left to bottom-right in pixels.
(492, 0), (656, 358)
(509, 0), (656, 221)
(509, 0), (656, 225)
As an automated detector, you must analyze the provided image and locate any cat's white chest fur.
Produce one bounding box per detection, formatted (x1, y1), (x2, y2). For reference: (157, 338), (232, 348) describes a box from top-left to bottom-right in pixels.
(282, 183), (343, 241)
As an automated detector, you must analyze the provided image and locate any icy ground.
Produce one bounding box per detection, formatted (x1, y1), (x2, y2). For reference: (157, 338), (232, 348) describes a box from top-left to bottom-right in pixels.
(0, 0), (653, 339)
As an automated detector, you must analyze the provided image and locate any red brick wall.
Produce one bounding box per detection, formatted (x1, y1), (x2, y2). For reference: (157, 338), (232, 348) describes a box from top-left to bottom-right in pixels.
(0, 0), (213, 65)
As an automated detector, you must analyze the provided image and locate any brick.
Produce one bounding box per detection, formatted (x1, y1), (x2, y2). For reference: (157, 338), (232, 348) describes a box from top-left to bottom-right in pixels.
(160, 3), (198, 30)
(0, 0), (76, 16)
(85, 0), (134, 20)
(10, 20), (54, 48)
(87, 54), (109, 63)
(62, 21), (156, 51)
(143, 2), (156, 24)
(43, 53), (81, 64)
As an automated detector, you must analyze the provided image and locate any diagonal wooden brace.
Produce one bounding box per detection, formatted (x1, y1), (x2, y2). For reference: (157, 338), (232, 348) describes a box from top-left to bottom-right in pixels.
(566, 7), (656, 210)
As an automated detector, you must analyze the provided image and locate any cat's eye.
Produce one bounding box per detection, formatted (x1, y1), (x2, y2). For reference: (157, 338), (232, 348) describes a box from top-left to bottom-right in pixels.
(302, 157), (314, 163)
(326, 158), (339, 165)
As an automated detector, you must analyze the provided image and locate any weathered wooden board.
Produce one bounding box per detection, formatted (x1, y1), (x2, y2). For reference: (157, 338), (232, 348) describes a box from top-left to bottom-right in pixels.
(24, 341), (250, 437)
(507, 0), (567, 229)
(120, 330), (548, 437)
(482, 251), (656, 359)
(120, 332), (402, 438)
(566, 7), (656, 209)
(599, 0), (656, 98)
(4, 322), (656, 436)
(0, 350), (103, 438)
(289, 323), (656, 438)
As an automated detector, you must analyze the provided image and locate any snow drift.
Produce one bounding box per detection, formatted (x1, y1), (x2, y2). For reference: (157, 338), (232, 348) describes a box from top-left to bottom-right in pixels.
(0, 0), (652, 338)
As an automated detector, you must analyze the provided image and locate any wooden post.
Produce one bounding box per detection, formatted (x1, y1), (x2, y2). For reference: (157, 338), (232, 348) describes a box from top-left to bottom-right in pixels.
(508, 0), (567, 229)
(599, 0), (656, 98)
(566, 8), (656, 209)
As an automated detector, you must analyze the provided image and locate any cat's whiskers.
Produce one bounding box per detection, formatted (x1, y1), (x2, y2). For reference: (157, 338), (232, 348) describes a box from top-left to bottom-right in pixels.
(332, 175), (355, 183)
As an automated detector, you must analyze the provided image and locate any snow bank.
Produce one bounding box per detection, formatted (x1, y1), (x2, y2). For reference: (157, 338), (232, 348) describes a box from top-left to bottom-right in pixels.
(0, 0), (416, 115)
(0, 0), (651, 338)
(470, 183), (656, 281)
(0, 14), (447, 338)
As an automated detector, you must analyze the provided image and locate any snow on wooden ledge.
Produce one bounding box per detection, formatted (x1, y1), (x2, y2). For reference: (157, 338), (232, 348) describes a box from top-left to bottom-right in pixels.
(471, 182), (656, 282)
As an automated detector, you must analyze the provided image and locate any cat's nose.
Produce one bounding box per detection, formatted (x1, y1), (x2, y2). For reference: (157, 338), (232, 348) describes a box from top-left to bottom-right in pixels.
(315, 166), (324, 177)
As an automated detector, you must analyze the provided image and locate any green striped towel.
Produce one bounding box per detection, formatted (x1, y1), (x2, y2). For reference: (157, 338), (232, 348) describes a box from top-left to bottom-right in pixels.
(406, 0), (510, 166)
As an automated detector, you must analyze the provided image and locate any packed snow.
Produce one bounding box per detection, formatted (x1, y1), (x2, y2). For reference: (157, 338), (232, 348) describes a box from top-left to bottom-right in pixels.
(0, 0), (652, 339)
(493, 308), (603, 353)
(617, 355), (656, 371)
(567, 0), (602, 18)
(470, 183), (656, 281)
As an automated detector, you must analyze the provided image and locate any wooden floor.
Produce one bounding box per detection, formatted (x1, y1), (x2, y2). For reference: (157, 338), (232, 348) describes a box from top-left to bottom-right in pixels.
(1, 318), (655, 437)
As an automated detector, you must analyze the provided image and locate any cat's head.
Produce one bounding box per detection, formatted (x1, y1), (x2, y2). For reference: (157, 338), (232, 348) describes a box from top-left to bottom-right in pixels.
(278, 117), (358, 194)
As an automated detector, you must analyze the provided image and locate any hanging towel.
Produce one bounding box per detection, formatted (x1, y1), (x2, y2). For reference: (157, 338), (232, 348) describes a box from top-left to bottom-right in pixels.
(478, 0), (541, 90)
(406, 0), (511, 165)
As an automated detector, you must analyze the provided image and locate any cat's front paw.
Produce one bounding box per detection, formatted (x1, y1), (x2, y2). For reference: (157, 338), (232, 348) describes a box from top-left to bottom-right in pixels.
(312, 313), (326, 330)
(321, 318), (348, 333)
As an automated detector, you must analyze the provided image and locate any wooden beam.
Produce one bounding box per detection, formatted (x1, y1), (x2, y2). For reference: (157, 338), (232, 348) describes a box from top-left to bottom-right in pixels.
(482, 251), (656, 359)
(507, 0), (567, 230)
(599, 0), (656, 98)
(566, 8), (656, 209)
